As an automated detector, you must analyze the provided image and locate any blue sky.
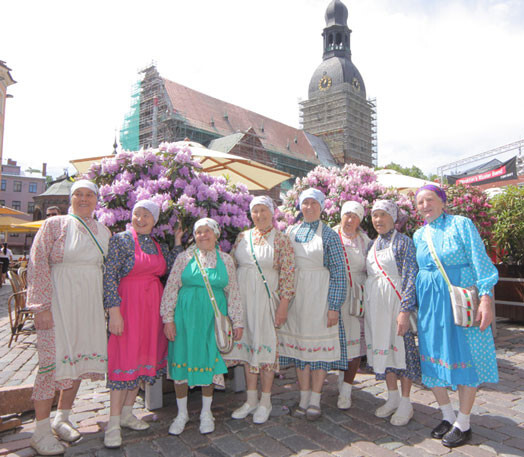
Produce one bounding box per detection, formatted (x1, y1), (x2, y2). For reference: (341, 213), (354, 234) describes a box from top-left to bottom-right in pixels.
(2, 0), (523, 178)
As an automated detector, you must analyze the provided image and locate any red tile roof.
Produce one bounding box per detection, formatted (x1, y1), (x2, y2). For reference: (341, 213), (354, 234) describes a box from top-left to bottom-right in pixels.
(162, 78), (318, 162)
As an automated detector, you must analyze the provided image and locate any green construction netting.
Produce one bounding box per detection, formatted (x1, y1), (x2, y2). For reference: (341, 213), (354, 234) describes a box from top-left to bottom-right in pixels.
(120, 80), (141, 151)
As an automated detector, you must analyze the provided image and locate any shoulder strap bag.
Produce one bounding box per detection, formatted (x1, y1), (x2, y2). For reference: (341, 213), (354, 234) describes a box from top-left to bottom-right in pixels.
(425, 228), (479, 328)
(70, 214), (106, 269)
(249, 230), (279, 324)
(338, 229), (365, 317)
(373, 238), (417, 334)
(194, 248), (234, 354)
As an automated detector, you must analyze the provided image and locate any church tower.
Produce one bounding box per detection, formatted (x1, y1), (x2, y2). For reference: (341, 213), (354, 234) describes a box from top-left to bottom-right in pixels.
(300, 0), (376, 167)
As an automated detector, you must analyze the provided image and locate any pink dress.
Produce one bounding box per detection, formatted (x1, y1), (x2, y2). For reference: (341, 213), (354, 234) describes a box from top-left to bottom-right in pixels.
(107, 229), (168, 388)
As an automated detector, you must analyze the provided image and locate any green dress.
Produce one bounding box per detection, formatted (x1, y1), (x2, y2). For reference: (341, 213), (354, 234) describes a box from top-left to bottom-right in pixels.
(168, 248), (229, 386)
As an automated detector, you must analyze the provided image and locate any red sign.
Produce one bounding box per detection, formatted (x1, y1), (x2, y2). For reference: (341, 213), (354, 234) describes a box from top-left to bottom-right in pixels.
(457, 164), (507, 185)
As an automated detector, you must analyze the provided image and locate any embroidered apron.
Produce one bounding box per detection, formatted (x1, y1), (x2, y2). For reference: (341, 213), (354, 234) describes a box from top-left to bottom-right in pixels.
(278, 223), (340, 362)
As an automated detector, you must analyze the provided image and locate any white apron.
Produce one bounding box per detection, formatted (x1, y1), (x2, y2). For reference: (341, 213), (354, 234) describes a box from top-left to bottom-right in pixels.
(364, 231), (406, 373)
(278, 223), (340, 362)
(224, 229), (278, 368)
(339, 232), (367, 360)
(51, 218), (109, 380)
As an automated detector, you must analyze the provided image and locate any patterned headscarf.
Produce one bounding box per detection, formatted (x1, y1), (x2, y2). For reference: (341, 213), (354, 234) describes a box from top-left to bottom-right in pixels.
(133, 200), (160, 224)
(193, 217), (220, 238)
(249, 195), (275, 214)
(415, 184), (447, 203)
(70, 180), (98, 197)
(372, 200), (398, 223)
(299, 188), (326, 210)
(341, 201), (365, 222)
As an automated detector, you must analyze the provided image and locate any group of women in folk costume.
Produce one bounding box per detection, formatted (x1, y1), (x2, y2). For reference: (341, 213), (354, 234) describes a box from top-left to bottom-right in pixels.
(26, 182), (498, 455)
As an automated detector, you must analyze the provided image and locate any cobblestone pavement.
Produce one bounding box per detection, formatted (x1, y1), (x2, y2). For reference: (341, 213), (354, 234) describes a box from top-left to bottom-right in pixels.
(1, 283), (523, 457)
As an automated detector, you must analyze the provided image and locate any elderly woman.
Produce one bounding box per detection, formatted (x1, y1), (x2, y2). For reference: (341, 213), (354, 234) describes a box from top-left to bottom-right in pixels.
(333, 201), (371, 410)
(103, 200), (184, 448)
(224, 196), (295, 424)
(414, 185), (498, 448)
(160, 218), (243, 435)
(27, 180), (111, 456)
(365, 200), (420, 427)
(278, 188), (347, 420)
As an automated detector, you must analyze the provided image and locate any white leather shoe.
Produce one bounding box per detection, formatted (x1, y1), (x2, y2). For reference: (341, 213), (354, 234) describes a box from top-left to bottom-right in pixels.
(199, 412), (215, 434)
(231, 402), (258, 419)
(253, 405), (272, 424)
(337, 394), (352, 410)
(390, 405), (413, 426)
(375, 401), (399, 418)
(120, 414), (150, 431)
(52, 420), (81, 442)
(168, 414), (189, 435)
(30, 433), (65, 456)
(104, 426), (122, 448)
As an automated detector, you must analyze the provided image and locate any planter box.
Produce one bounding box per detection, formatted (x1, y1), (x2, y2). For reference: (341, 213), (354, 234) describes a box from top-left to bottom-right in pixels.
(494, 264), (524, 321)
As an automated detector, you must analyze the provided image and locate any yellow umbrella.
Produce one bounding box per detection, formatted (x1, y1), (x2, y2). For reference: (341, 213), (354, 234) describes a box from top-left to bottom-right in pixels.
(9, 219), (44, 232)
(0, 215), (34, 235)
(70, 155), (112, 175)
(0, 206), (27, 216)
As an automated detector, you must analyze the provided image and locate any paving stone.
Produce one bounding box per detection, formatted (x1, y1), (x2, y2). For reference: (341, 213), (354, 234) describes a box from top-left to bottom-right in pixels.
(248, 436), (293, 457)
(263, 425), (295, 440)
(342, 418), (387, 441)
(280, 434), (320, 453)
(5, 447), (37, 457)
(394, 445), (434, 457)
(95, 448), (125, 457)
(212, 435), (253, 456)
(178, 426), (210, 449)
(123, 441), (162, 457)
(479, 440), (524, 456)
(351, 440), (399, 457)
(472, 424), (511, 442)
(194, 446), (228, 457)
(0, 438), (32, 455)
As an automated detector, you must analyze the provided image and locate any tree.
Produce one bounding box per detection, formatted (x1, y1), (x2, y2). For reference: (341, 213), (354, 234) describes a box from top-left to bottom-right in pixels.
(377, 162), (428, 180)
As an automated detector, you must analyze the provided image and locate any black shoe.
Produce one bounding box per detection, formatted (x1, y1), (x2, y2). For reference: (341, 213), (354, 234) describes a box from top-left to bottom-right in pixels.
(442, 426), (472, 448)
(431, 420), (452, 439)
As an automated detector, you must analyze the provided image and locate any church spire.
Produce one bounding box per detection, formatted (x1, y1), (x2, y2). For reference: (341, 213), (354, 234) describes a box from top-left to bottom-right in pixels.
(322, 0), (352, 60)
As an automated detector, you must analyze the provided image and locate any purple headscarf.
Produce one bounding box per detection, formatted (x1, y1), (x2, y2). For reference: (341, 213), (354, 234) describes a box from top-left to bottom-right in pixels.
(415, 184), (447, 203)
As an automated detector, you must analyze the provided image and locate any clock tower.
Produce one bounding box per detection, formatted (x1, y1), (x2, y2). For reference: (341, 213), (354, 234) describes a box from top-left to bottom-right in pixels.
(300, 0), (376, 166)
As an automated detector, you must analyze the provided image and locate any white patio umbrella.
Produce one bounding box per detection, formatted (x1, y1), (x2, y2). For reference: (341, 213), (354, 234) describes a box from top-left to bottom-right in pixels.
(375, 169), (433, 194)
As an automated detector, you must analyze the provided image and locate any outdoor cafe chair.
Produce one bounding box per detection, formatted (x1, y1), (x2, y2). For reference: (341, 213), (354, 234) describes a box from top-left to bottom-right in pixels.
(7, 270), (35, 348)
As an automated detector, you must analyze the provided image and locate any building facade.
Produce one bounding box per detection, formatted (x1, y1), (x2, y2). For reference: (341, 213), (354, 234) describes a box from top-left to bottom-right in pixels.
(300, 0), (377, 167)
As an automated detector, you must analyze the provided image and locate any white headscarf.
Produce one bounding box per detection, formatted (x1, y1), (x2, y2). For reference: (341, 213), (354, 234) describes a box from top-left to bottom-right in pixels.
(341, 201), (365, 222)
(133, 200), (160, 224)
(193, 217), (220, 238)
(249, 196), (274, 214)
(70, 179), (98, 197)
(372, 200), (398, 223)
(299, 188), (326, 210)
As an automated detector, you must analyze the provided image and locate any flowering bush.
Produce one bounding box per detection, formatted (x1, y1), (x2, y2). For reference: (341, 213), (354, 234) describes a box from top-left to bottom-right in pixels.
(84, 142), (252, 251)
(278, 164), (419, 238)
(443, 183), (496, 249)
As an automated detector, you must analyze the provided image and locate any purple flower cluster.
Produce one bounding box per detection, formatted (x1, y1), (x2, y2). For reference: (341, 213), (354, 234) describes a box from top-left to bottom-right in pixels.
(278, 164), (420, 238)
(85, 142), (252, 251)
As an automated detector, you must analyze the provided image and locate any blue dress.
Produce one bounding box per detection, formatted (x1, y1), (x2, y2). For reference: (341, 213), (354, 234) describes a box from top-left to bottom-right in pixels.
(414, 213), (499, 389)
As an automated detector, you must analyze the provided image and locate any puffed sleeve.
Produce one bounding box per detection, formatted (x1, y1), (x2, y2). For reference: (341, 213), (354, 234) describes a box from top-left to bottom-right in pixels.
(322, 226), (348, 311)
(222, 252), (244, 329)
(273, 231), (295, 300)
(395, 234), (418, 312)
(103, 235), (127, 309)
(457, 217), (498, 297)
(160, 252), (189, 323)
(27, 218), (64, 313)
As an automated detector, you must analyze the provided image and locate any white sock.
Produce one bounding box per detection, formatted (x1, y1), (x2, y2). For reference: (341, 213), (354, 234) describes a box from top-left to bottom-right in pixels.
(340, 382), (353, 398)
(395, 396), (412, 416)
(176, 396), (188, 417)
(121, 405), (134, 419)
(107, 415), (120, 430)
(386, 389), (400, 406)
(201, 396), (213, 416)
(338, 371), (345, 390)
(52, 409), (71, 426)
(454, 411), (470, 432)
(440, 403), (456, 424)
(246, 389), (258, 407)
(299, 390), (311, 409)
(260, 392), (271, 409)
(309, 391), (321, 408)
(34, 417), (52, 438)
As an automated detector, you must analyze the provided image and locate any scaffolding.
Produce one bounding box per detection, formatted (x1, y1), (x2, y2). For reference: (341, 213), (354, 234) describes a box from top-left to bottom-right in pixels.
(300, 83), (377, 167)
(120, 80), (141, 151)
